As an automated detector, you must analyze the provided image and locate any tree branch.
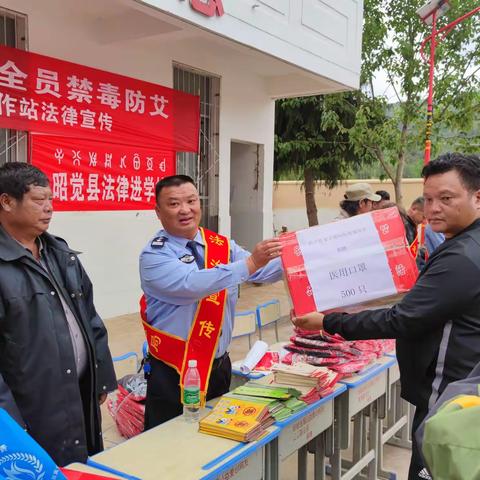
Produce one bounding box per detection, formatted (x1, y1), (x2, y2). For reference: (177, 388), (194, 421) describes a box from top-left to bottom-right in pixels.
(369, 75), (376, 100)
(437, 64), (480, 119)
(386, 70), (402, 104)
(361, 143), (396, 182)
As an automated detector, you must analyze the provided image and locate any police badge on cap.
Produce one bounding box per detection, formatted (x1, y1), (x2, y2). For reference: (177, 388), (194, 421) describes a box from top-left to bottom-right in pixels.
(151, 236), (167, 248)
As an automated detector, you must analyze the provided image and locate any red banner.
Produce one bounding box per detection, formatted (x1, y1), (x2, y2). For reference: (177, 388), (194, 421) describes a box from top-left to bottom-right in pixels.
(31, 134), (175, 211)
(0, 45), (199, 152)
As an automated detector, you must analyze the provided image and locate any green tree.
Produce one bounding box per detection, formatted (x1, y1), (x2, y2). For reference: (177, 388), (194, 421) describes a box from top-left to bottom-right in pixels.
(274, 94), (366, 226)
(352, 0), (480, 206)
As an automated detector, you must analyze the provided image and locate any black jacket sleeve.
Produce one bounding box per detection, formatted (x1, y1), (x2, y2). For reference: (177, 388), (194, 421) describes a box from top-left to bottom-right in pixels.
(323, 250), (478, 340)
(0, 296), (26, 428)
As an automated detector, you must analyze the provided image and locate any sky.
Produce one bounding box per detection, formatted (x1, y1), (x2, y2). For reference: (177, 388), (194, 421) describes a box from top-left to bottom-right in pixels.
(371, 69), (401, 102)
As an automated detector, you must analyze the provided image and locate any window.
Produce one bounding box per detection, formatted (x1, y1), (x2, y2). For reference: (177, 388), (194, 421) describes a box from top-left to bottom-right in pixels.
(173, 64), (220, 231)
(0, 7), (28, 165)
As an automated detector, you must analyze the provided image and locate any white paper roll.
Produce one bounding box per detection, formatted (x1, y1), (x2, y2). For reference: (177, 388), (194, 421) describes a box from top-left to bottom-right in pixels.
(239, 340), (269, 374)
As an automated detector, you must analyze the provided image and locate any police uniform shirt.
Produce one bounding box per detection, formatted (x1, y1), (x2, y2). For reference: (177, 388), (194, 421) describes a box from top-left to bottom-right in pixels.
(140, 229), (283, 357)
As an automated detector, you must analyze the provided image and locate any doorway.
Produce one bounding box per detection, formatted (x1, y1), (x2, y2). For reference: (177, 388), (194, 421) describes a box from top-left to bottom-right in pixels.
(230, 141), (264, 251)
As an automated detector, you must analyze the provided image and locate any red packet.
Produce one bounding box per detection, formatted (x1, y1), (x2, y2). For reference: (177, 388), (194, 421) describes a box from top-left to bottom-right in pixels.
(254, 351), (280, 371)
(61, 468), (118, 479)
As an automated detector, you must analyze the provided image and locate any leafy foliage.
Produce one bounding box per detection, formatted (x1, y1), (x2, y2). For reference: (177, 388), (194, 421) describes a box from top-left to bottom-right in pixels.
(352, 0), (480, 203)
(274, 0), (480, 211)
(274, 93), (366, 187)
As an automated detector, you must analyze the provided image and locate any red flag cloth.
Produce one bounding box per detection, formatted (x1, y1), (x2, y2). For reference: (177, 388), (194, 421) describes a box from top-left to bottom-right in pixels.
(0, 45), (199, 152)
(60, 468), (117, 479)
(31, 134), (175, 211)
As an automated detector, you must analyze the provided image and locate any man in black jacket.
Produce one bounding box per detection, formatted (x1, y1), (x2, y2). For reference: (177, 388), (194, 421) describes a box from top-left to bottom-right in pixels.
(0, 163), (117, 466)
(292, 153), (480, 480)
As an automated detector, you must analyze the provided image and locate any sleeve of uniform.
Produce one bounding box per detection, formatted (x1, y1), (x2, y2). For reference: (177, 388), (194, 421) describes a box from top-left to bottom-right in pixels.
(140, 245), (250, 305)
(79, 261), (117, 394)
(230, 240), (283, 284)
(323, 251), (478, 340)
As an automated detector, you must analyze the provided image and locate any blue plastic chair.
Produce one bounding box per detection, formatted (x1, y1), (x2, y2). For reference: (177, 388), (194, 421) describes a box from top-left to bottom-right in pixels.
(232, 309), (257, 348)
(112, 340), (148, 377)
(256, 299), (281, 342)
(111, 351), (140, 378)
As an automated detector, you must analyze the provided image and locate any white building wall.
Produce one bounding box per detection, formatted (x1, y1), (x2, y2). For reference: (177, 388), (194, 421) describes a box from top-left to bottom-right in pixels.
(143, 0), (363, 91)
(2, 0), (277, 318)
(219, 70), (276, 239)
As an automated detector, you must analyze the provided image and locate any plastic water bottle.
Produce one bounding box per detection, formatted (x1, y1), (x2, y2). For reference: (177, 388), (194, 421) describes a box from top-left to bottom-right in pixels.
(183, 359), (201, 423)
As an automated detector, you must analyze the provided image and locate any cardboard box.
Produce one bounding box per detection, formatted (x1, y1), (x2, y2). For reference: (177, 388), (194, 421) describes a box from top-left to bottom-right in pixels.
(280, 207), (418, 316)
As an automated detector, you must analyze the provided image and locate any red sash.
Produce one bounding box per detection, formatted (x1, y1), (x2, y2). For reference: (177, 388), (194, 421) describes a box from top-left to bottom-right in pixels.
(141, 227), (230, 405)
(409, 222), (427, 261)
(409, 234), (419, 258)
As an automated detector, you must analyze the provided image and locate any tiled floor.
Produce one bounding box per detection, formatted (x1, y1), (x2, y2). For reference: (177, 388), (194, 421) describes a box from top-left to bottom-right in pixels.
(101, 280), (410, 479)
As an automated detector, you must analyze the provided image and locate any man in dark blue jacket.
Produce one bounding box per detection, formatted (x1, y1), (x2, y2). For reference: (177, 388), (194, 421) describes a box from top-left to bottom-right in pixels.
(292, 153), (480, 480)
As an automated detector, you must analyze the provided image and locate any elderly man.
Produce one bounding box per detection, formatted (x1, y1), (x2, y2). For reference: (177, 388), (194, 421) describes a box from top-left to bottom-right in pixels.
(403, 197), (444, 268)
(292, 153), (480, 480)
(0, 162), (116, 466)
(403, 197), (425, 244)
(140, 175), (283, 428)
(335, 182), (381, 219)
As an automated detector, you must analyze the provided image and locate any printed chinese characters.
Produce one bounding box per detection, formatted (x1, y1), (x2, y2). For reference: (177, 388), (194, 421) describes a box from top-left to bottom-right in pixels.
(0, 59), (171, 133)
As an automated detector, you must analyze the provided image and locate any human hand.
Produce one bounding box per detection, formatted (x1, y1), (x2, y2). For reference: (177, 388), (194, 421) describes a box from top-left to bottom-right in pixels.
(291, 311), (325, 331)
(98, 393), (107, 405)
(247, 238), (283, 273)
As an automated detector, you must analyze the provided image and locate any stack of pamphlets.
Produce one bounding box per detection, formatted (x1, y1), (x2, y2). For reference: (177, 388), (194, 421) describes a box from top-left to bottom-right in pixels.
(226, 382), (308, 421)
(224, 393), (290, 422)
(199, 396), (273, 442)
(271, 363), (341, 400)
(273, 362), (340, 388)
(233, 384), (294, 400)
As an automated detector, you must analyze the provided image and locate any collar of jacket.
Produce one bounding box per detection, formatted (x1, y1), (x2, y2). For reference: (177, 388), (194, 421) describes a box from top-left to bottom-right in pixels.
(406, 215), (416, 229)
(444, 217), (480, 244)
(462, 217), (480, 235)
(0, 224), (80, 262)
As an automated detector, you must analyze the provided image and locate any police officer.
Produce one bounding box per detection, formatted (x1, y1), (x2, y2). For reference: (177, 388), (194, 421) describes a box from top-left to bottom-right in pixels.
(139, 175), (283, 428)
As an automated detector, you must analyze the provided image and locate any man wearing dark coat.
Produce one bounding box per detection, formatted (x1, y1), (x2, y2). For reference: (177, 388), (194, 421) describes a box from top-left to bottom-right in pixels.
(0, 162), (117, 466)
(292, 152), (480, 480)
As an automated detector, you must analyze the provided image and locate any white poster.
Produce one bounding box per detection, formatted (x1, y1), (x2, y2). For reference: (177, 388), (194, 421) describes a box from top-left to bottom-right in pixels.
(296, 214), (396, 311)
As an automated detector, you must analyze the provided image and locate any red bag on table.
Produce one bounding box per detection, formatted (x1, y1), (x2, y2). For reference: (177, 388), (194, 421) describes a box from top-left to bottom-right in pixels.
(107, 374), (146, 439)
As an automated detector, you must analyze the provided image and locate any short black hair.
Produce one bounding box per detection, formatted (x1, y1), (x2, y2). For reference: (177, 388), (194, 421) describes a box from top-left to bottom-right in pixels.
(155, 175), (196, 203)
(0, 162), (49, 201)
(375, 190), (390, 201)
(340, 199), (361, 216)
(422, 153), (480, 192)
(411, 196), (425, 209)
